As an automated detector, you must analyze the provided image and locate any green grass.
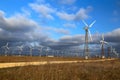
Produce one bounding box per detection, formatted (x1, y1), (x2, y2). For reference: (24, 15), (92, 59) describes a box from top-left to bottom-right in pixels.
(0, 59), (120, 80)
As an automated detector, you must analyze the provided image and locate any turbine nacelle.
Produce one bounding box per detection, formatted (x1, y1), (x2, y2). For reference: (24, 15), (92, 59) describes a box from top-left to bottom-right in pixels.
(83, 26), (89, 30)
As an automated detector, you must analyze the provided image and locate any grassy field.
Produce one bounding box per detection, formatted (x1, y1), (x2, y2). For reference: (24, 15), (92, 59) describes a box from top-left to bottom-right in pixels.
(0, 59), (120, 80)
(0, 56), (113, 63)
(0, 56), (98, 63)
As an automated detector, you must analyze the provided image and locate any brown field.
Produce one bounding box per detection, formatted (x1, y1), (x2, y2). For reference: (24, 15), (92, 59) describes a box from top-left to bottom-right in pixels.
(0, 56), (114, 63)
(0, 56), (93, 63)
(0, 56), (120, 80)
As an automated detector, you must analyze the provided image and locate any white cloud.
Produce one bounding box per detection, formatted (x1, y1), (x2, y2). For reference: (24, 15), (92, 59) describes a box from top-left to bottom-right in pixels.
(0, 10), (49, 41)
(106, 28), (120, 42)
(104, 28), (120, 52)
(42, 34), (85, 49)
(54, 28), (70, 34)
(29, 3), (55, 20)
(57, 12), (75, 21)
(60, 34), (84, 42)
(63, 23), (76, 28)
(57, 6), (92, 21)
(3, 14), (37, 32)
(0, 10), (5, 17)
(44, 27), (70, 35)
(75, 8), (90, 20)
(21, 7), (31, 16)
(106, 28), (120, 37)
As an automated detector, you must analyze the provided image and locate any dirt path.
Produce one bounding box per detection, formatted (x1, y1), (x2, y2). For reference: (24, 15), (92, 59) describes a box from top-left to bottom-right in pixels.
(0, 58), (116, 69)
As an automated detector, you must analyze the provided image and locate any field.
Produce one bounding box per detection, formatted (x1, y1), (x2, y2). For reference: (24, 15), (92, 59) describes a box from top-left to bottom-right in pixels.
(0, 56), (120, 80)
(0, 56), (86, 63)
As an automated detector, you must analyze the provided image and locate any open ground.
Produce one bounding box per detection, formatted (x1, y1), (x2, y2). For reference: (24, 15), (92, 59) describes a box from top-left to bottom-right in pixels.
(0, 56), (120, 80)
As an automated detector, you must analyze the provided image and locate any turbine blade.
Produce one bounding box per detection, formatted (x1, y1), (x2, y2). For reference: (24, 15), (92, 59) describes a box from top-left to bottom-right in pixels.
(88, 30), (92, 41)
(6, 42), (8, 46)
(82, 20), (88, 26)
(104, 41), (108, 44)
(89, 20), (96, 28)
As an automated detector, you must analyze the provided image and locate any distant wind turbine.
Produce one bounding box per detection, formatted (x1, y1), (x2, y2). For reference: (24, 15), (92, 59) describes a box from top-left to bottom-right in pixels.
(29, 46), (34, 56)
(112, 48), (119, 58)
(1, 43), (9, 56)
(46, 47), (50, 56)
(100, 34), (108, 58)
(17, 45), (24, 56)
(37, 45), (44, 57)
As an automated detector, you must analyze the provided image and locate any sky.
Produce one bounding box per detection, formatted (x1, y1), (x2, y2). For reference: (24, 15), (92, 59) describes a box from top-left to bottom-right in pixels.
(0, 0), (120, 54)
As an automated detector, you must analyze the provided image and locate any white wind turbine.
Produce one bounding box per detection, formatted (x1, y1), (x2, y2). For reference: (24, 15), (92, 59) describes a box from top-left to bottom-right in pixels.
(46, 47), (50, 57)
(17, 45), (23, 56)
(37, 45), (44, 57)
(1, 43), (9, 56)
(112, 48), (119, 58)
(82, 20), (96, 59)
(29, 46), (34, 56)
(100, 34), (108, 58)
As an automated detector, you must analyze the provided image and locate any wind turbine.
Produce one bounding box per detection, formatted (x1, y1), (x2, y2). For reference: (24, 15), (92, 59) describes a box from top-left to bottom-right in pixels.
(37, 45), (43, 57)
(29, 46), (34, 56)
(46, 47), (50, 57)
(17, 45), (23, 56)
(103, 42), (118, 58)
(1, 43), (9, 56)
(100, 34), (108, 58)
(112, 48), (119, 58)
(82, 20), (96, 59)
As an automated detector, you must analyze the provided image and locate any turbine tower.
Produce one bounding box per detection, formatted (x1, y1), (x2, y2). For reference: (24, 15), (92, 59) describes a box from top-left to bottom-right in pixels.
(100, 34), (108, 58)
(82, 20), (96, 59)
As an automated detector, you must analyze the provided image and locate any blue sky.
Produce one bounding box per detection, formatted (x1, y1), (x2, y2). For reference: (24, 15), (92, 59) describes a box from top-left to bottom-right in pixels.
(0, 0), (119, 36)
(0, 0), (120, 52)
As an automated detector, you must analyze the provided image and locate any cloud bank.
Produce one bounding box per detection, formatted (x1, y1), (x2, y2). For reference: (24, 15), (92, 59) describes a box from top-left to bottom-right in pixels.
(0, 10), (49, 42)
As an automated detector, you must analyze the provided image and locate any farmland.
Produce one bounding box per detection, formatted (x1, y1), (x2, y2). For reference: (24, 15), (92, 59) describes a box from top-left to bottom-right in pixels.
(0, 56), (120, 80)
(0, 56), (85, 63)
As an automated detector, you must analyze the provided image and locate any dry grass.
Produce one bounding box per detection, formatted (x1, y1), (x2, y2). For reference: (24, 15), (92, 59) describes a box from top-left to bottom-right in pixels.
(0, 56), (90, 63)
(0, 56), (107, 63)
(0, 59), (120, 80)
